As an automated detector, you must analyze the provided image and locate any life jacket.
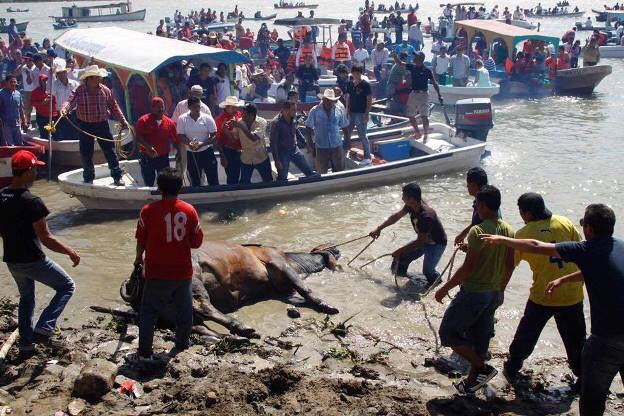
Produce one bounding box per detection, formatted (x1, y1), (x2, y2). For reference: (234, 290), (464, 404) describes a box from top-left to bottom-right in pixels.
(297, 44), (315, 65)
(334, 43), (349, 61)
(286, 54), (297, 74)
(504, 57), (514, 74)
(319, 46), (333, 67)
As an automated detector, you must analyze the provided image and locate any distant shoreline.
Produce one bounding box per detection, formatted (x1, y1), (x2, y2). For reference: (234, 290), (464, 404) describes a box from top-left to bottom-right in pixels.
(2, 0), (96, 3)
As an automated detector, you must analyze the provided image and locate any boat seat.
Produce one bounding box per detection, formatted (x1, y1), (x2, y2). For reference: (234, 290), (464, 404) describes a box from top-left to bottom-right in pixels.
(410, 133), (455, 154)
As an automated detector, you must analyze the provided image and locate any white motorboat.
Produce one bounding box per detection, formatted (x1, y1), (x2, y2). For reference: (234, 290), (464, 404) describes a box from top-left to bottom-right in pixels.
(599, 45), (624, 58)
(495, 19), (537, 30)
(429, 83), (500, 105)
(50, 1), (146, 23)
(58, 123), (487, 211)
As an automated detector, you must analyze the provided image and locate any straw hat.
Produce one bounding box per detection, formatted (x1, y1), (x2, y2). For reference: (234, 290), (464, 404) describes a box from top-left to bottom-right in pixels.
(318, 89), (340, 101)
(80, 64), (108, 80)
(218, 95), (244, 108)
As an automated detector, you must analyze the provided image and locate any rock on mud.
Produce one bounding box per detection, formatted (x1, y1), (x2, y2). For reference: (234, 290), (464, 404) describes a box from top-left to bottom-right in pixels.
(72, 359), (118, 401)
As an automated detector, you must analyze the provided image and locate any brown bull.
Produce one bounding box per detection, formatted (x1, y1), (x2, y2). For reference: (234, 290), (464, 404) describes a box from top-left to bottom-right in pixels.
(121, 241), (340, 339)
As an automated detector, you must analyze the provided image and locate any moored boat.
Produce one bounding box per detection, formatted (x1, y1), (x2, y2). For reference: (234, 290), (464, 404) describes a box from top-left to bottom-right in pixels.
(0, 145), (44, 188)
(554, 65), (613, 95)
(50, 1), (146, 23)
(0, 19), (28, 34)
(429, 83), (500, 105)
(58, 122), (487, 211)
(6, 8), (29, 13)
(592, 9), (624, 23)
(531, 11), (585, 18)
(274, 3), (319, 9)
(599, 45), (624, 58)
(242, 14), (278, 21)
(53, 20), (78, 30)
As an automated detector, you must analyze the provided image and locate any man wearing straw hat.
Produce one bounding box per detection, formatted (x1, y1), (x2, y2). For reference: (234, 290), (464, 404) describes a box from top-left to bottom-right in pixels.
(304, 89), (350, 174)
(215, 96), (244, 184)
(61, 65), (129, 186)
(51, 61), (79, 141)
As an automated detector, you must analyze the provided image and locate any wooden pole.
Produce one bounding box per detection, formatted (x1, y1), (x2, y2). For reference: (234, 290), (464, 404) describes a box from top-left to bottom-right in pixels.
(47, 70), (54, 181)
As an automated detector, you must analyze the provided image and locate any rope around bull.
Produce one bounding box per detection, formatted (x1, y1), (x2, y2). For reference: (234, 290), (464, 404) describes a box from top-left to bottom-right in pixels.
(45, 113), (135, 159)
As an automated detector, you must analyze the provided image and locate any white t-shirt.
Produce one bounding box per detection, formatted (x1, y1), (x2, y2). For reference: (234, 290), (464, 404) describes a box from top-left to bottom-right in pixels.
(21, 65), (38, 92)
(214, 75), (230, 105)
(176, 111), (217, 152)
(353, 49), (370, 64)
(171, 99), (211, 123)
(475, 67), (491, 87)
(432, 55), (450, 75)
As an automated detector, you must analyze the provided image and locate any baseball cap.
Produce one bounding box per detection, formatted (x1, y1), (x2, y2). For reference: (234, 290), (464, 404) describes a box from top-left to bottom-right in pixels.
(11, 150), (45, 171)
(517, 192), (552, 220)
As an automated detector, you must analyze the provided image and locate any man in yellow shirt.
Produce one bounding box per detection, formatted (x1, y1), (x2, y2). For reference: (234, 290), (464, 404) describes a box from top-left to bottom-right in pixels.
(503, 193), (586, 383)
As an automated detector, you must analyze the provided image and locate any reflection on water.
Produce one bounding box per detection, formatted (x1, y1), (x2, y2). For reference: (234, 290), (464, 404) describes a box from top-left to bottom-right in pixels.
(0, 0), (622, 378)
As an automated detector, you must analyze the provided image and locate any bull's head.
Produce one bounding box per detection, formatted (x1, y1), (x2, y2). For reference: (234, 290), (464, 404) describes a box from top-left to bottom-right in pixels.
(310, 244), (341, 271)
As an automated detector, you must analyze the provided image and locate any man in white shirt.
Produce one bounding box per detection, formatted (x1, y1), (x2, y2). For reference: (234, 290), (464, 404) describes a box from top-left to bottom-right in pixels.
(51, 64), (79, 140)
(176, 96), (219, 186)
(432, 46), (451, 85)
(370, 41), (390, 89)
(213, 63), (231, 114)
(353, 45), (370, 71)
(408, 22), (424, 51)
(172, 85), (212, 123)
(20, 53), (38, 125)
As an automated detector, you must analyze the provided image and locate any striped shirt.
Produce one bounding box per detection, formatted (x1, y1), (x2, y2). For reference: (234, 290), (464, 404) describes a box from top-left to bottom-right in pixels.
(62, 84), (126, 124)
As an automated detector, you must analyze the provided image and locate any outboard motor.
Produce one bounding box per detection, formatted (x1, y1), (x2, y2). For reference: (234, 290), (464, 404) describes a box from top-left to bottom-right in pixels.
(454, 98), (494, 141)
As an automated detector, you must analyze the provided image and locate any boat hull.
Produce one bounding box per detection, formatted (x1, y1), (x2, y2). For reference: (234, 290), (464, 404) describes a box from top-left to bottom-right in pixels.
(0, 22), (28, 33)
(429, 83), (500, 105)
(0, 145), (44, 188)
(52, 9), (146, 23)
(599, 46), (624, 58)
(274, 4), (319, 9)
(554, 65), (612, 95)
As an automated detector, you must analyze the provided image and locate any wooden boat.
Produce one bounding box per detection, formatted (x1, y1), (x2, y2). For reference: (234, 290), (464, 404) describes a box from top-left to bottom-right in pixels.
(242, 14), (278, 21)
(592, 9), (624, 23)
(599, 45), (624, 58)
(0, 145), (44, 188)
(0, 19), (28, 33)
(554, 65), (612, 94)
(531, 11), (585, 18)
(574, 22), (611, 31)
(51, 1), (146, 23)
(58, 123), (487, 210)
(429, 83), (500, 105)
(274, 3), (319, 9)
(6, 8), (29, 13)
(53, 20), (78, 30)
(274, 17), (342, 26)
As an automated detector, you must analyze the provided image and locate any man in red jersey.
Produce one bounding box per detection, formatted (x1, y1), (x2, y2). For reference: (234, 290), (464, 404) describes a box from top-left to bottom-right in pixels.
(132, 168), (203, 361)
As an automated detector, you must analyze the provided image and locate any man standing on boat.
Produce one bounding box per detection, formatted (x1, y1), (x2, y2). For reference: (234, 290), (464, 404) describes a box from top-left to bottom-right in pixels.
(581, 37), (600, 67)
(344, 65), (372, 164)
(0, 75), (27, 146)
(394, 51), (442, 141)
(236, 103), (273, 184)
(51, 63), (79, 141)
(449, 46), (470, 87)
(305, 89), (349, 174)
(270, 101), (316, 181)
(215, 96), (244, 184)
(332, 33), (352, 71)
(186, 63), (216, 112)
(0, 150), (80, 355)
(172, 85), (212, 122)
(29, 74), (58, 140)
(135, 97), (180, 187)
(369, 182), (447, 287)
(61, 65), (129, 186)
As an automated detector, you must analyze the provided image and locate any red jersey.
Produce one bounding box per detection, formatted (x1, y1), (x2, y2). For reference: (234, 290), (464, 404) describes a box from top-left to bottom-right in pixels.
(215, 111), (242, 150)
(135, 113), (179, 157)
(135, 199), (203, 280)
(30, 87), (58, 118)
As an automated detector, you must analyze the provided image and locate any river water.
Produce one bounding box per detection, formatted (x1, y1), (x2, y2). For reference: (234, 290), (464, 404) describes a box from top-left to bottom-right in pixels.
(1, 0), (623, 393)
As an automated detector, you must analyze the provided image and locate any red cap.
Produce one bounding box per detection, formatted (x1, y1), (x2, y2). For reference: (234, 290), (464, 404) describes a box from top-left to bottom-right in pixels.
(38, 73), (49, 81)
(11, 150), (45, 171)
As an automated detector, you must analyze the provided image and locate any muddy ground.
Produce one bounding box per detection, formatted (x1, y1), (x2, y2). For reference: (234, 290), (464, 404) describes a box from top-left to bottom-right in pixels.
(0, 296), (622, 416)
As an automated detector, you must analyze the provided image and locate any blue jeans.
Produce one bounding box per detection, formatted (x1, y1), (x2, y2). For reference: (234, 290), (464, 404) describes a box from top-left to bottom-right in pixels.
(392, 242), (446, 281)
(348, 113), (370, 159)
(299, 82), (320, 103)
(139, 154), (170, 187)
(277, 147), (315, 180)
(395, 30), (403, 43)
(580, 334), (624, 416)
(1, 124), (24, 146)
(138, 279), (193, 357)
(8, 258), (75, 347)
(55, 111), (78, 141)
(240, 157), (273, 184)
(78, 120), (122, 182)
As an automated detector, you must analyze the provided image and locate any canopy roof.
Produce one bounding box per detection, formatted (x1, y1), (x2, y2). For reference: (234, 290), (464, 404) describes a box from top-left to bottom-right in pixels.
(454, 19), (559, 49)
(55, 27), (249, 75)
(63, 2), (129, 9)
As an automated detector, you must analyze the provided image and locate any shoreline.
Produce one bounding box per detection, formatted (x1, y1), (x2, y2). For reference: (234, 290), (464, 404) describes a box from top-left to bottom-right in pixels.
(1, 296), (623, 415)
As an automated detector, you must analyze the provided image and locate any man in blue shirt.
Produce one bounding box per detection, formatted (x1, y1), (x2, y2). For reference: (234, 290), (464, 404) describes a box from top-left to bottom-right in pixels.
(305, 89), (349, 174)
(482, 203), (624, 416)
(7, 19), (19, 44)
(0, 75), (27, 146)
(395, 40), (416, 61)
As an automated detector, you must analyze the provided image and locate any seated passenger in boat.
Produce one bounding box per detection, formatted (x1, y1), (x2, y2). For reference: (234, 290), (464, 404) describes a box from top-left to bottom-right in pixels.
(235, 104), (273, 185)
(295, 55), (320, 103)
(472, 60), (491, 87)
(248, 69), (275, 104)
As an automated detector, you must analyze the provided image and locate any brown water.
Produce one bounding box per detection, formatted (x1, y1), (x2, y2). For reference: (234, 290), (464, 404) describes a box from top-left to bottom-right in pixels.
(1, 0), (624, 398)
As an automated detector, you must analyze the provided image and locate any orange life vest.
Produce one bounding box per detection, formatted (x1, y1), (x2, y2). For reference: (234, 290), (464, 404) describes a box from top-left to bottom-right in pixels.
(297, 44), (315, 65)
(504, 57), (514, 74)
(319, 47), (333, 67)
(286, 54), (297, 74)
(334, 43), (349, 61)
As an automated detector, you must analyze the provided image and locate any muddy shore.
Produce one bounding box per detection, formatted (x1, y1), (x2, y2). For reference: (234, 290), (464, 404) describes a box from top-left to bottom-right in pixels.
(0, 296), (622, 416)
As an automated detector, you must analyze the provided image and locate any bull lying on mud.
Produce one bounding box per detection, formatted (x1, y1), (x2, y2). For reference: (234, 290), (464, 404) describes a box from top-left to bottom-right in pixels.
(121, 241), (340, 339)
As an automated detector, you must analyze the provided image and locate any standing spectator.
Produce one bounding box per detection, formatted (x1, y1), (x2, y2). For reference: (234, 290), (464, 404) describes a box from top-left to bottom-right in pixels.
(371, 41), (390, 86)
(0, 150), (80, 354)
(187, 63), (215, 110)
(345, 65), (372, 162)
(135, 97), (180, 187)
(483, 51), (497, 72)
(295, 55), (320, 103)
(332, 33), (352, 70)
(30, 74), (58, 140)
(395, 39), (416, 61)
(435, 185), (514, 394)
(394, 11), (406, 43)
(215, 96), (243, 184)
(352, 44), (370, 70)
(359, 12), (372, 46)
(51, 63), (79, 140)
(269, 101), (316, 181)
(6, 19), (19, 44)
(581, 38), (600, 67)
(176, 96), (219, 186)
(432, 46), (451, 84)
(0, 75), (27, 145)
(305, 89), (349, 174)
(257, 23), (271, 58)
(61, 65), (129, 185)
(407, 8), (418, 27)
(213, 63), (232, 112)
(133, 168), (203, 361)
(235, 104), (272, 184)
(295, 38), (317, 68)
(273, 39), (291, 71)
(408, 22), (424, 51)
(19, 53), (37, 125)
(235, 18), (245, 42)
(450, 46), (471, 86)
(172, 85), (212, 122)
(351, 23), (363, 49)
(570, 40), (582, 68)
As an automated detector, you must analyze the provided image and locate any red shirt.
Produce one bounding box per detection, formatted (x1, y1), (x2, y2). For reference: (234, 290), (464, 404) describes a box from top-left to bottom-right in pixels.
(30, 87), (58, 118)
(135, 113), (178, 157)
(215, 111), (242, 150)
(135, 199), (203, 280)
